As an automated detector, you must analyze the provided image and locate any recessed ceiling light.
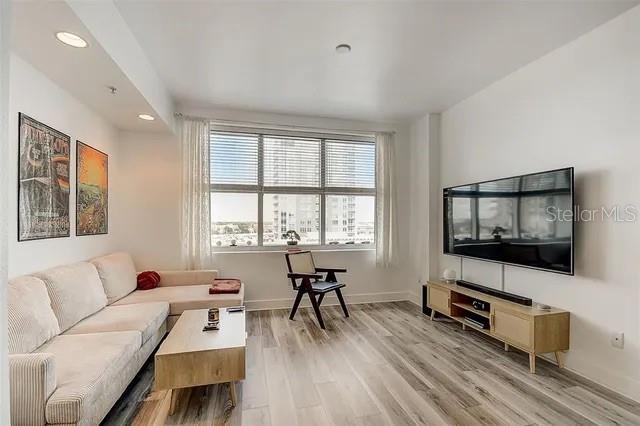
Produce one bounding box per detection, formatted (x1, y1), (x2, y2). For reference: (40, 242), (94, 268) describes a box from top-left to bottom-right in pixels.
(335, 44), (351, 54)
(55, 32), (88, 48)
(138, 114), (155, 121)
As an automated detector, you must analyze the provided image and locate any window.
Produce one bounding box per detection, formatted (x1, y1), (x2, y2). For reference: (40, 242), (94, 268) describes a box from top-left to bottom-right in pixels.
(210, 132), (258, 185)
(210, 127), (375, 248)
(263, 193), (320, 245)
(325, 195), (374, 245)
(263, 136), (320, 187)
(211, 193), (257, 247)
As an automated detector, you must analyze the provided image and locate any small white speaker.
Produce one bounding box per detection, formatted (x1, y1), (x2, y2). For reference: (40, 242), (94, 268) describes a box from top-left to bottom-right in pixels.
(442, 269), (457, 283)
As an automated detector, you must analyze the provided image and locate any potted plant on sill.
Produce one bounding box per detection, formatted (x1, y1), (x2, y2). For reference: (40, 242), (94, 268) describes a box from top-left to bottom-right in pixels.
(282, 230), (301, 246)
(491, 226), (506, 241)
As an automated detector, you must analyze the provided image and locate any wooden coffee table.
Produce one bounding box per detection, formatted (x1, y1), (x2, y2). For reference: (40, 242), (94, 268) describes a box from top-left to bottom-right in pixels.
(154, 308), (246, 415)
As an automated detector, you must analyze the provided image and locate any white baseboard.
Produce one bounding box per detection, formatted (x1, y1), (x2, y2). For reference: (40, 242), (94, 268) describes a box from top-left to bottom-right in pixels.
(406, 291), (421, 307)
(245, 291), (412, 311)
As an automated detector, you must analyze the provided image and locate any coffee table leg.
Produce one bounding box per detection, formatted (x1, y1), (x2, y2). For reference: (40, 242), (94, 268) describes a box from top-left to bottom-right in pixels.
(229, 381), (237, 407)
(169, 388), (180, 415)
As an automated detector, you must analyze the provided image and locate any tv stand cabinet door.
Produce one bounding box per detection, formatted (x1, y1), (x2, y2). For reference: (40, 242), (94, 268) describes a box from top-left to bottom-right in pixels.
(491, 306), (533, 351)
(427, 284), (451, 315)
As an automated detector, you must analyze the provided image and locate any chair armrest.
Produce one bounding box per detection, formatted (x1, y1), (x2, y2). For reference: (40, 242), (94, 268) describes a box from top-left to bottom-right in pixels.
(288, 273), (323, 280)
(315, 267), (347, 273)
(156, 270), (218, 287)
(10, 353), (56, 426)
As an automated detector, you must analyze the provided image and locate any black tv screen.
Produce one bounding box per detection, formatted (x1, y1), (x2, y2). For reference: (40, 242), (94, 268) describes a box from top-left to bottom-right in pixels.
(443, 167), (574, 275)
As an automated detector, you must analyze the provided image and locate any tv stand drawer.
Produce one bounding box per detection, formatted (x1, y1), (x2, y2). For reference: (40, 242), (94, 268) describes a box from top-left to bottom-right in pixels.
(492, 307), (533, 350)
(428, 284), (451, 315)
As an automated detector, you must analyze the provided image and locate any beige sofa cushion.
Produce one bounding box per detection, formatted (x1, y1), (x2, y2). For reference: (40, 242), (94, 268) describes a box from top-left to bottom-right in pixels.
(65, 302), (169, 344)
(157, 270), (217, 287)
(91, 252), (138, 304)
(112, 284), (243, 315)
(7, 276), (60, 354)
(35, 262), (108, 332)
(35, 331), (141, 424)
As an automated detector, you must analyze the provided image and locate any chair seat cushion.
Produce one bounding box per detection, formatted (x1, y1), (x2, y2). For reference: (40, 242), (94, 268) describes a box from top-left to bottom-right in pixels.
(311, 281), (346, 293)
(64, 302), (169, 344)
(111, 284), (244, 315)
(35, 331), (141, 424)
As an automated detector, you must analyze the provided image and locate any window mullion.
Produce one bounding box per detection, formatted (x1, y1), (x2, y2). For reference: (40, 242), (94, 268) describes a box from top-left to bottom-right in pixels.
(258, 134), (264, 246)
(258, 193), (264, 246)
(210, 184), (260, 193)
(323, 187), (376, 196)
(320, 139), (326, 245)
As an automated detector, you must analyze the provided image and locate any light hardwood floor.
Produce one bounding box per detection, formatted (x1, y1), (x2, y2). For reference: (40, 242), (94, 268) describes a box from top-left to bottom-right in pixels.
(109, 301), (640, 425)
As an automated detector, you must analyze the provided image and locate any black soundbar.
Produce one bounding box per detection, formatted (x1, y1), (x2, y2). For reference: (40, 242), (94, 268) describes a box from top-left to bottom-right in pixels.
(456, 280), (532, 306)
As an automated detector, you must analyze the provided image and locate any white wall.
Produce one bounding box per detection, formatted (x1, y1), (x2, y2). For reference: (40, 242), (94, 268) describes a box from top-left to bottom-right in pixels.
(116, 109), (414, 308)
(0, 0), (11, 420)
(438, 6), (640, 400)
(408, 113), (441, 304)
(113, 131), (181, 270)
(8, 54), (121, 277)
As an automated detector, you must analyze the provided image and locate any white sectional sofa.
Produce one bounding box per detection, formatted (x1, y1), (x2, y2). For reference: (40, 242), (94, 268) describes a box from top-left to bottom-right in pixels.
(8, 252), (244, 426)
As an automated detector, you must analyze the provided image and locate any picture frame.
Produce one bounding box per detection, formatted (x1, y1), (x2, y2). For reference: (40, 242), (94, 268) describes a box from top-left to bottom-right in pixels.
(76, 141), (108, 236)
(18, 113), (71, 241)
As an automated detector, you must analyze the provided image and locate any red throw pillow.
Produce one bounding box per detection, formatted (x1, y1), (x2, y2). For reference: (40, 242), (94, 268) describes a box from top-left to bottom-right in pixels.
(137, 271), (161, 290)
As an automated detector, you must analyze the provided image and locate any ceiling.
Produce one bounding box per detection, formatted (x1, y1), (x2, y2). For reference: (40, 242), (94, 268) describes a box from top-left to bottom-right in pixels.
(115, 0), (637, 122)
(10, 1), (638, 131)
(11, 1), (169, 132)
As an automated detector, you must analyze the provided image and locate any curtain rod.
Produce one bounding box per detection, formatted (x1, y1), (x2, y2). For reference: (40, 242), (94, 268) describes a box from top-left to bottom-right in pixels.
(174, 112), (396, 136)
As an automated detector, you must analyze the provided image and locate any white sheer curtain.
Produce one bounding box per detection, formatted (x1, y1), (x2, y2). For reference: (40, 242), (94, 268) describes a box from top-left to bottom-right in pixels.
(375, 132), (398, 267)
(180, 118), (213, 269)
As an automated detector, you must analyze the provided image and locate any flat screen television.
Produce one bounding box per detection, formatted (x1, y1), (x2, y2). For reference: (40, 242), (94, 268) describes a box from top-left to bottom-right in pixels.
(443, 167), (574, 275)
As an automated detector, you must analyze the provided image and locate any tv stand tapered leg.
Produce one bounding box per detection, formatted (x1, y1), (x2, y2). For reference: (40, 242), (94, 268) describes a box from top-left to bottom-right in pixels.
(529, 353), (536, 374)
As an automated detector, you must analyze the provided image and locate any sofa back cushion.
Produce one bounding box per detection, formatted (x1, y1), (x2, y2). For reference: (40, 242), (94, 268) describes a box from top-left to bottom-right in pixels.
(156, 270), (218, 287)
(8, 276), (61, 354)
(35, 262), (108, 332)
(90, 252), (137, 304)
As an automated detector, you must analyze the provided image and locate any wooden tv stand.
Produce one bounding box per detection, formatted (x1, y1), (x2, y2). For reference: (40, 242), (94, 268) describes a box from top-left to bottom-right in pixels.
(425, 280), (569, 373)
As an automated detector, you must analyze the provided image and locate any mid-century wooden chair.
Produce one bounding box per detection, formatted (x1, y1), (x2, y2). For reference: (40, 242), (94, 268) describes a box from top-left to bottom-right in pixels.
(285, 250), (349, 329)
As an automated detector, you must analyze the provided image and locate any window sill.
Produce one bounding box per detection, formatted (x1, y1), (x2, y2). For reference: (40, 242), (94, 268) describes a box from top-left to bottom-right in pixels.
(212, 245), (375, 254)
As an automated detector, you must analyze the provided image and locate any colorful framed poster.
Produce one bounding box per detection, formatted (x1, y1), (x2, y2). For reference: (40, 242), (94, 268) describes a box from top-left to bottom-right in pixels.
(76, 141), (108, 236)
(18, 113), (71, 241)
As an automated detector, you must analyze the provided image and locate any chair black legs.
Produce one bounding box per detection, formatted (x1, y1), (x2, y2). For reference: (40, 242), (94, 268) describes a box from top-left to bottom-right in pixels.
(289, 288), (305, 320)
(308, 292), (326, 329)
(335, 288), (349, 318)
(289, 288), (326, 329)
(289, 288), (347, 329)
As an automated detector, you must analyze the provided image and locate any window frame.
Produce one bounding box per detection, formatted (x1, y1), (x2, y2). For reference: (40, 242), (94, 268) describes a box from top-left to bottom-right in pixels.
(210, 124), (376, 251)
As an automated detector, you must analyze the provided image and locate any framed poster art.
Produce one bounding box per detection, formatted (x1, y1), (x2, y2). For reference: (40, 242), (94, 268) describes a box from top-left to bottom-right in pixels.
(18, 113), (71, 241)
(76, 141), (108, 236)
